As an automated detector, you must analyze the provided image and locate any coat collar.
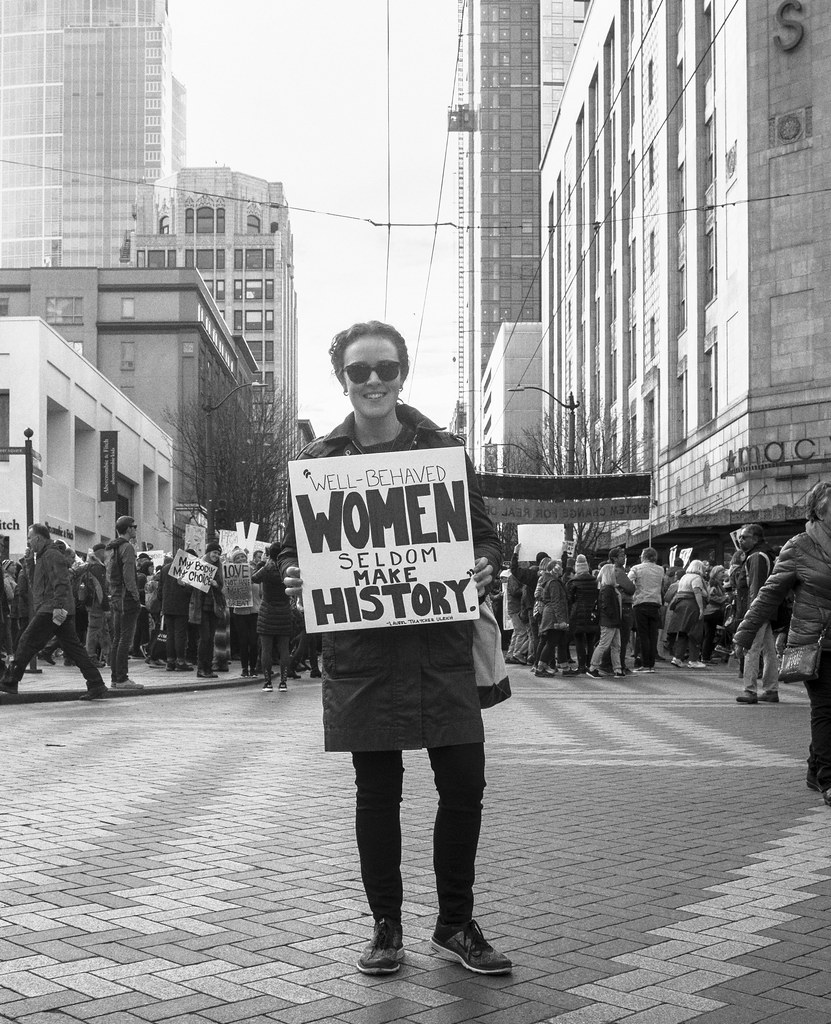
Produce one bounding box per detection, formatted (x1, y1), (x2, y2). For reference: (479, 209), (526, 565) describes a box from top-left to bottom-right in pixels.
(316, 402), (445, 454)
(806, 520), (831, 563)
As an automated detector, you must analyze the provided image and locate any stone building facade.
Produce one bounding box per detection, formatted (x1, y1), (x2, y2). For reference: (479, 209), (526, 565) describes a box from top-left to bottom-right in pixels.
(537, 0), (829, 560)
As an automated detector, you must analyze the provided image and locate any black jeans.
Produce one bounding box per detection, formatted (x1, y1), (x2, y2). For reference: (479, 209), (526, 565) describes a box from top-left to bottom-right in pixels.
(197, 610), (218, 672)
(634, 603), (661, 669)
(233, 612), (259, 673)
(573, 630), (596, 671)
(111, 595), (140, 682)
(351, 743), (485, 928)
(8, 613), (104, 691)
(806, 652), (831, 791)
(165, 613), (189, 665)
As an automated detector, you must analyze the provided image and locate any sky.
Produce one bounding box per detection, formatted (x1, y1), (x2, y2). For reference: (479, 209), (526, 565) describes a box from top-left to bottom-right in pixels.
(168, 0), (462, 435)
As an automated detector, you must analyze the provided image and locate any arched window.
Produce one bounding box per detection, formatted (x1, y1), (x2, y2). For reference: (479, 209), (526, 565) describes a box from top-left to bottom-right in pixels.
(196, 206), (214, 233)
(216, 207), (225, 234)
(247, 213), (261, 234)
(159, 215), (170, 235)
(185, 208), (194, 233)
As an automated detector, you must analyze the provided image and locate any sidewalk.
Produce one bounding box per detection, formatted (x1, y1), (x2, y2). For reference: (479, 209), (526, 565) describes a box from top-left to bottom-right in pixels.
(0, 653), (264, 703)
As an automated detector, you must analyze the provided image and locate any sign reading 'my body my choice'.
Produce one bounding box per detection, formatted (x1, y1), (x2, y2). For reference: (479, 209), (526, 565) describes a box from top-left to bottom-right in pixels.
(170, 549), (217, 593)
(289, 447), (478, 633)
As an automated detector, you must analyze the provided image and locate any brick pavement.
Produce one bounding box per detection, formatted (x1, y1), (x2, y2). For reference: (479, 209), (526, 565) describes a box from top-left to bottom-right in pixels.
(1, 660), (829, 1024)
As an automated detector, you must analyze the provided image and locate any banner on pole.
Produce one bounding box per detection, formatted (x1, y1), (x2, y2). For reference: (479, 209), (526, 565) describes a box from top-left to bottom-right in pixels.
(169, 548), (217, 592)
(100, 431), (118, 501)
(223, 561), (253, 608)
(184, 523), (206, 558)
(289, 447), (478, 633)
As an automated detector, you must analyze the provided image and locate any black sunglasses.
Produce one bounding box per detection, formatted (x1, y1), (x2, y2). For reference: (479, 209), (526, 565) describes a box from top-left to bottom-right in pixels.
(343, 360), (401, 384)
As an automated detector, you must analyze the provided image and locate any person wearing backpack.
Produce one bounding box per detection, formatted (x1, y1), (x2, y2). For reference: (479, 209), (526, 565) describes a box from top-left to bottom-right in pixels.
(106, 516), (144, 690)
(82, 544), (111, 667)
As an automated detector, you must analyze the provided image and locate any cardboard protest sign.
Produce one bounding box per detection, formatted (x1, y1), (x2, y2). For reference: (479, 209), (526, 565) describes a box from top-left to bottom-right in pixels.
(289, 447), (479, 633)
(517, 524), (565, 562)
(679, 547), (694, 567)
(169, 548), (217, 593)
(184, 524), (206, 558)
(218, 529), (239, 554)
(223, 561), (253, 608)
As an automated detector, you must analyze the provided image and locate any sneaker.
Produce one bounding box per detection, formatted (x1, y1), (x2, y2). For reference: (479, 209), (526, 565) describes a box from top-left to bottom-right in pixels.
(278, 680), (288, 691)
(176, 662), (194, 672)
(586, 668), (601, 678)
(166, 662), (178, 672)
(824, 789), (831, 809)
(670, 657), (686, 668)
(688, 661), (708, 669)
(807, 771), (822, 793)
(534, 667), (557, 678)
(0, 680), (20, 696)
(78, 685), (109, 701)
(758, 693), (780, 703)
(357, 918), (404, 975)
(431, 919), (512, 975)
(111, 679), (145, 689)
(262, 680), (273, 691)
(197, 670), (218, 679)
(613, 670), (625, 677)
(736, 692), (758, 704)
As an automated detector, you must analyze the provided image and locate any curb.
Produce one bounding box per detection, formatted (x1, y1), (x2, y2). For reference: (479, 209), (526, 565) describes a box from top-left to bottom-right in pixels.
(0, 674), (266, 705)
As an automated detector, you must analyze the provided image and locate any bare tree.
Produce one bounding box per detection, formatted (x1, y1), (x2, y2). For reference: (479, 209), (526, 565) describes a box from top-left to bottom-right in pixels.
(168, 393), (300, 543)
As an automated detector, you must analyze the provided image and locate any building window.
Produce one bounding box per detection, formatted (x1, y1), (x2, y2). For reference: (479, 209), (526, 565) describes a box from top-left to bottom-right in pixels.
(677, 61), (685, 128)
(121, 297), (135, 319)
(196, 206), (214, 233)
(705, 117), (715, 185)
(137, 250), (146, 267)
(245, 249), (263, 269)
(167, 250), (177, 268)
(185, 250), (194, 268)
(265, 310), (274, 331)
(0, 298), (8, 316)
(648, 145), (655, 189)
(265, 249), (274, 270)
(234, 249), (243, 269)
(233, 279), (243, 300)
(265, 340), (274, 360)
(705, 225), (717, 302)
(245, 310), (263, 330)
(649, 230), (656, 274)
(644, 396), (655, 470)
(159, 215), (170, 234)
(264, 370), (274, 389)
(45, 297), (83, 325)
(215, 280), (225, 301)
(196, 249), (214, 270)
(245, 280), (263, 301)
(647, 59), (654, 103)
(265, 279), (274, 300)
(629, 324), (637, 380)
(649, 315), (656, 358)
(185, 208), (194, 233)
(216, 208), (225, 234)
(147, 249), (166, 268)
(121, 340), (135, 371)
(248, 340), (263, 361)
(678, 264), (686, 330)
(247, 214), (261, 234)
(677, 370), (687, 438)
(233, 310), (242, 331)
(629, 413), (638, 469)
(215, 250), (225, 270)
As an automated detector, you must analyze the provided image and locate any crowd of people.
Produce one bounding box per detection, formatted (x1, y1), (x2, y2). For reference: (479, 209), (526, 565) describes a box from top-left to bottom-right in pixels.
(0, 519), (320, 697)
(500, 522), (793, 702)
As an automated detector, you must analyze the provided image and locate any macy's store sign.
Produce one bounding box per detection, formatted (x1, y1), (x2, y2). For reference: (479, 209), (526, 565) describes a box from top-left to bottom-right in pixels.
(722, 436), (831, 477)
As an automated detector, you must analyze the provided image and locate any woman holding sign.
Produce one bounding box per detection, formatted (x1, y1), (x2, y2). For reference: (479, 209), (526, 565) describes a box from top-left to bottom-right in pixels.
(278, 322), (511, 978)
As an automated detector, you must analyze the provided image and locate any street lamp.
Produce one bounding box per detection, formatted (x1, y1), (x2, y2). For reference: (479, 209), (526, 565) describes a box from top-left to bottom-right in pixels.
(203, 381), (266, 538)
(508, 385), (579, 476)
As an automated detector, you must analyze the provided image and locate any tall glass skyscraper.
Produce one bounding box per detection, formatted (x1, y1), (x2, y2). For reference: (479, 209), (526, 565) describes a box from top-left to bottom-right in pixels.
(0, 0), (186, 268)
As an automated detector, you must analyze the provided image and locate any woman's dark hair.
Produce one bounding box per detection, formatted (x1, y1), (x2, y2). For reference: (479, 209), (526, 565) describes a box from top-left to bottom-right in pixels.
(267, 541), (281, 560)
(806, 482), (831, 522)
(30, 523), (50, 540)
(328, 321), (409, 384)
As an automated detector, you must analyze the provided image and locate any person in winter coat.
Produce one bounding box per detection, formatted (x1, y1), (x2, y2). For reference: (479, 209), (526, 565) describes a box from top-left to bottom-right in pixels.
(734, 523), (779, 703)
(669, 560), (707, 668)
(190, 541), (225, 679)
(534, 560), (573, 677)
(567, 554), (598, 674)
(82, 544), (111, 667)
(252, 543), (292, 691)
(510, 545), (549, 669)
(229, 549), (260, 677)
(628, 548), (667, 672)
(734, 483), (831, 796)
(587, 563), (624, 677)
(106, 515), (143, 689)
(0, 524), (107, 698)
(278, 320), (511, 978)
(700, 565), (729, 662)
(160, 553), (193, 671)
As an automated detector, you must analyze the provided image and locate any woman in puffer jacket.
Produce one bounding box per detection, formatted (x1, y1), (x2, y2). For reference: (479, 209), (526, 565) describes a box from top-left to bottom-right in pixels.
(733, 481), (831, 806)
(534, 560), (573, 677)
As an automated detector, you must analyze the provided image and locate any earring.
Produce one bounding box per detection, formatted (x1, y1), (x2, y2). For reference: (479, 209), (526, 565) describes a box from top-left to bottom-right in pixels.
(343, 388), (348, 395)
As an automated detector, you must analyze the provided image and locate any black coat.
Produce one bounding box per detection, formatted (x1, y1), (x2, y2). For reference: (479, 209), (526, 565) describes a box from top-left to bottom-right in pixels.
(566, 572), (598, 633)
(251, 561), (291, 636)
(277, 403), (501, 752)
(160, 562), (191, 617)
(734, 522), (831, 651)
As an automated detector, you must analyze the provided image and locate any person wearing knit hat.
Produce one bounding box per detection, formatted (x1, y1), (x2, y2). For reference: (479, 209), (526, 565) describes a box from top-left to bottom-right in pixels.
(205, 542), (222, 555)
(628, 548), (667, 673)
(195, 542), (224, 678)
(566, 554), (599, 674)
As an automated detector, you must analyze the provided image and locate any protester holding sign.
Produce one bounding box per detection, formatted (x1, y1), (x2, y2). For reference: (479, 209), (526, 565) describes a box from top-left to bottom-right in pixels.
(251, 543), (292, 691)
(228, 550), (260, 678)
(188, 542), (225, 679)
(278, 321), (510, 978)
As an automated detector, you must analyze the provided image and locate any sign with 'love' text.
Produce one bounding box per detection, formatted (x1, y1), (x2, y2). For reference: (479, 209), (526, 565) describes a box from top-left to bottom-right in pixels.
(289, 447), (479, 633)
